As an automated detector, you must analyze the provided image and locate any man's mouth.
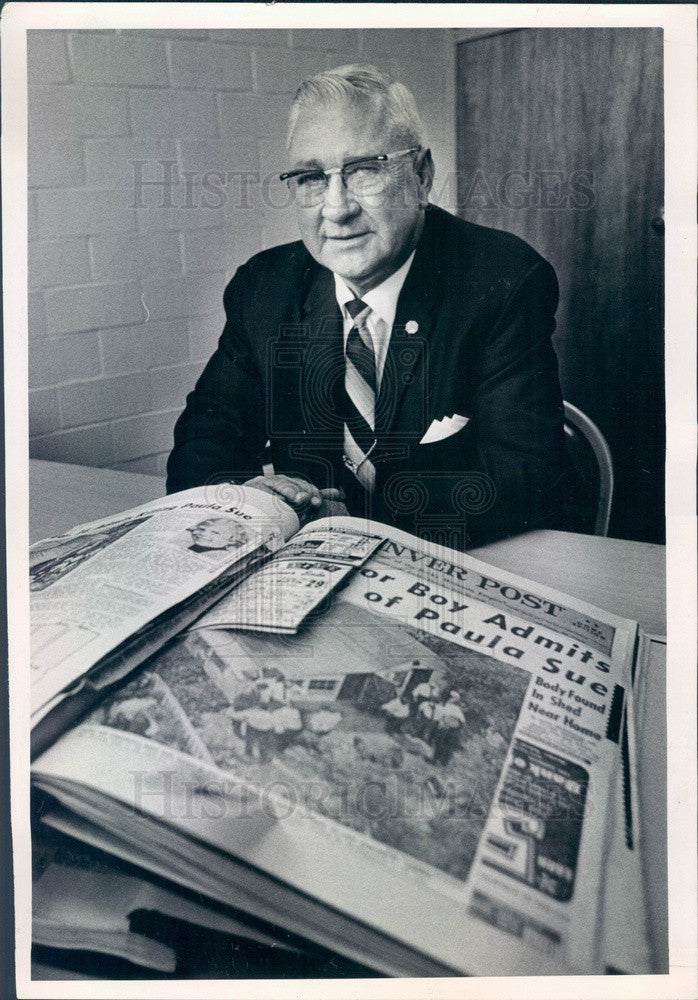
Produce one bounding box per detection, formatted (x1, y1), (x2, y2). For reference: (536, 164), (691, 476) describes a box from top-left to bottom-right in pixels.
(325, 232), (370, 242)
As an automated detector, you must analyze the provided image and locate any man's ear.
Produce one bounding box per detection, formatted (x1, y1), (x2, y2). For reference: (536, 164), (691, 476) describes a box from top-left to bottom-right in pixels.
(416, 148), (435, 208)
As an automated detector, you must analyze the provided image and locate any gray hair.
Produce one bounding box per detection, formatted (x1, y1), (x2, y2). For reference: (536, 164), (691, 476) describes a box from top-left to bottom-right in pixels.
(287, 64), (425, 149)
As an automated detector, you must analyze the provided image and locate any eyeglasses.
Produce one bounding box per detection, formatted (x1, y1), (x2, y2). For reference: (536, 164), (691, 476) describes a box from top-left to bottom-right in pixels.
(279, 147), (421, 207)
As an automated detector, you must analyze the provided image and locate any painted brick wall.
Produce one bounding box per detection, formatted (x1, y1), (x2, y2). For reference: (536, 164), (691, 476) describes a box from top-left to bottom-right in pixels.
(28, 28), (456, 476)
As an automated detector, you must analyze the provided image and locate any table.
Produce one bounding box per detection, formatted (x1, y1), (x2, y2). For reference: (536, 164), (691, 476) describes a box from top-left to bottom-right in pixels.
(30, 460), (165, 544)
(28, 459), (668, 976)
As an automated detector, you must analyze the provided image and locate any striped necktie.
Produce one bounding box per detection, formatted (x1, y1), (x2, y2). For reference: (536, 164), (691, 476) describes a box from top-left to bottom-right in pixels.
(343, 298), (377, 493)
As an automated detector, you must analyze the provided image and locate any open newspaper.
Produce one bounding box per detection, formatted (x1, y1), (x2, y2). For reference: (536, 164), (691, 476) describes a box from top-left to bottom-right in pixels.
(30, 490), (653, 976)
(30, 485), (303, 756)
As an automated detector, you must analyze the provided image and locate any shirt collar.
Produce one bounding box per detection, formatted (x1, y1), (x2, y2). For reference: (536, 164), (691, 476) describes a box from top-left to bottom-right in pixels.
(333, 250), (416, 328)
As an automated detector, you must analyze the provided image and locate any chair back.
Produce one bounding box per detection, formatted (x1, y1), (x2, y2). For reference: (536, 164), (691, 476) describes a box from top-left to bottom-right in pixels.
(563, 401), (614, 536)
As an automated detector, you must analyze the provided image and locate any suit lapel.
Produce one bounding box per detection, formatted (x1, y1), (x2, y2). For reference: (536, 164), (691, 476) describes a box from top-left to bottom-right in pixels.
(300, 263), (345, 438)
(377, 207), (444, 435)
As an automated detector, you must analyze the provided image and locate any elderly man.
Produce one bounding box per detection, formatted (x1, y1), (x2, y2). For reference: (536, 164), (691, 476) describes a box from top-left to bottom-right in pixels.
(167, 65), (569, 547)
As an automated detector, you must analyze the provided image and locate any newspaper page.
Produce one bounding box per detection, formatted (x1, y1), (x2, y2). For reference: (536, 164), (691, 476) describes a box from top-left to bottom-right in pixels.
(632, 632), (669, 972)
(32, 837), (303, 972)
(30, 485), (299, 724)
(32, 517), (638, 976)
(600, 764), (653, 974)
(190, 523), (386, 633)
(599, 631), (669, 974)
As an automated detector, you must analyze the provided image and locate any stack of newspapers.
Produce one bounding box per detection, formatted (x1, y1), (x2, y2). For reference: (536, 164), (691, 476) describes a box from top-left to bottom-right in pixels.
(26, 486), (666, 977)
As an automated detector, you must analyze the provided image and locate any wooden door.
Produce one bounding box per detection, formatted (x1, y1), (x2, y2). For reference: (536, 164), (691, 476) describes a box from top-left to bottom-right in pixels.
(456, 28), (664, 542)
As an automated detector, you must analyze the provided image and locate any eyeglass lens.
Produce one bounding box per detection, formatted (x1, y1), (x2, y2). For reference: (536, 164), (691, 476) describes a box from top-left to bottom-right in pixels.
(289, 160), (392, 205)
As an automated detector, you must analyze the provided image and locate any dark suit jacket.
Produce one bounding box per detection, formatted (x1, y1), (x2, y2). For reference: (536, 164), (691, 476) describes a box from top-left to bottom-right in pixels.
(167, 205), (570, 548)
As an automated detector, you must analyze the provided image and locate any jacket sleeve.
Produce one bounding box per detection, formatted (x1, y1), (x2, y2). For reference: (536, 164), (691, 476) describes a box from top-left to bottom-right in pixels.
(166, 264), (268, 494)
(468, 258), (569, 543)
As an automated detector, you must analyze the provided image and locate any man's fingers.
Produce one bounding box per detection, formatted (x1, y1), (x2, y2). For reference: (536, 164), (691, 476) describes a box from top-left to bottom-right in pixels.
(243, 477), (274, 495)
(245, 477), (348, 521)
(245, 475), (322, 510)
(274, 477), (318, 507)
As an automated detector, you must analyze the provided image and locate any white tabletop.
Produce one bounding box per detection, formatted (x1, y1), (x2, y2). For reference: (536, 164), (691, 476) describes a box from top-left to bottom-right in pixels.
(473, 528), (665, 636)
(29, 460), (165, 543)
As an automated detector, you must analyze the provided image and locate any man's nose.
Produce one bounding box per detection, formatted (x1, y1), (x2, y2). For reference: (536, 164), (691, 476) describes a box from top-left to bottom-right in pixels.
(320, 172), (359, 221)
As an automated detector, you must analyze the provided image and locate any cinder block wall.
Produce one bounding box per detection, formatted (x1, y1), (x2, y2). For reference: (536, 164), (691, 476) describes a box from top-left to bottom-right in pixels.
(28, 28), (456, 476)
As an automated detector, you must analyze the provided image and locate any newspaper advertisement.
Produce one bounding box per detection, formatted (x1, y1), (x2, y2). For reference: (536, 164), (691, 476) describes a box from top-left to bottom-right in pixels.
(32, 517), (637, 976)
(190, 524), (385, 633)
(30, 485), (299, 723)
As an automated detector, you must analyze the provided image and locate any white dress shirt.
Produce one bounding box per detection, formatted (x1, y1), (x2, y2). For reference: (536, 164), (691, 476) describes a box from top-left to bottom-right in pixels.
(333, 250), (416, 390)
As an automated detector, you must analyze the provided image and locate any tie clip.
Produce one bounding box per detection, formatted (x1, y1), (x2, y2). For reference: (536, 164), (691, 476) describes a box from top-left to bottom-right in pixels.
(343, 439), (377, 474)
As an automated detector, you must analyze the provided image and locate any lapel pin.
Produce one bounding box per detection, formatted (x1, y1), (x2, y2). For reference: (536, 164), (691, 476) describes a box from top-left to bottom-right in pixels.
(405, 320), (419, 334)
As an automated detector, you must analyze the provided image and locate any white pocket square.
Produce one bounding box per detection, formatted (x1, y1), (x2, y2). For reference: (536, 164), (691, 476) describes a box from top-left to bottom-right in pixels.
(420, 413), (469, 444)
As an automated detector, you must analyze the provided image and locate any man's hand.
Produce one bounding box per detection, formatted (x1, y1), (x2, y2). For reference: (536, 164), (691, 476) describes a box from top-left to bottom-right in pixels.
(245, 475), (345, 519)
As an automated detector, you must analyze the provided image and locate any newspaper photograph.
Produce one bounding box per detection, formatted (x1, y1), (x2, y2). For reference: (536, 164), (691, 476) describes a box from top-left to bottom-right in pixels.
(30, 486), (298, 724)
(32, 519), (637, 976)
